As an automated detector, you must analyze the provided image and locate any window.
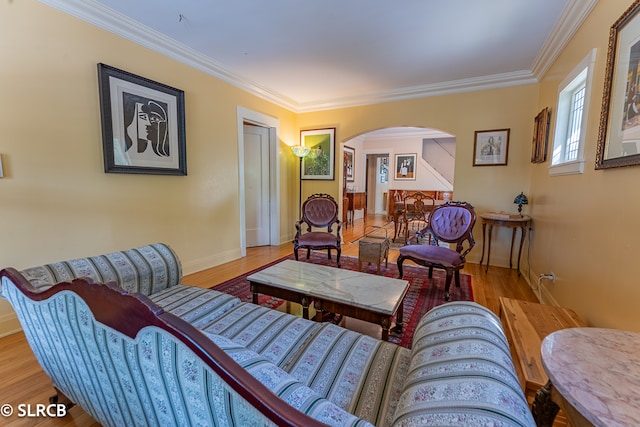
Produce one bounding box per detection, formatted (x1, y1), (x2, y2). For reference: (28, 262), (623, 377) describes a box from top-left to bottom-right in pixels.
(549, 49), (596, 176)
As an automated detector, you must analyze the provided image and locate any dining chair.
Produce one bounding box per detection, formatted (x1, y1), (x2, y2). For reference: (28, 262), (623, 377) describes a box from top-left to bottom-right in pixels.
(397, 201), (476, 301)
(400, 191), (435, 244)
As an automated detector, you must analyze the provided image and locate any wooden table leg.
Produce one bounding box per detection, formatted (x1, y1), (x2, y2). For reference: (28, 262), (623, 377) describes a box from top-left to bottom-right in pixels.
(509, 228), (516, 269)
(517, 225), (527, 276)
(479, 221), (487, 264)
(532, 380), (560, 427)
(485, 224), (493, 272)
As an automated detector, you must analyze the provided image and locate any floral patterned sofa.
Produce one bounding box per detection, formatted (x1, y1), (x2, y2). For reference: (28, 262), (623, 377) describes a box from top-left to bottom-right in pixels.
(1, 243), (535, 427)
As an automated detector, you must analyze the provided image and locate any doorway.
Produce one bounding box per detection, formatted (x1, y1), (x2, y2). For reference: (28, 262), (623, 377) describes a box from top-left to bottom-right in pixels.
(236, 107), (280, 257)
(243, 123), (270, 247)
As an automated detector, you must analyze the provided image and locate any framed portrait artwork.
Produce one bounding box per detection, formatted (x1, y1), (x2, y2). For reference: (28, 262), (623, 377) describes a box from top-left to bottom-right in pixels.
(395, 153), (417, 180)
(344, 146), (355, 181)
(473, 128), (510, 166)
(531, 107), (551, 164)
(596, 0), (640, 169)
(97, 63), (187, 175)
(301, 128), (335, 180)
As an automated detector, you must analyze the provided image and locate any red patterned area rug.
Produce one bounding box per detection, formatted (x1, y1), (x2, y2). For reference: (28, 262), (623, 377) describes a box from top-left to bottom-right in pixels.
(212, 252), (473, 348)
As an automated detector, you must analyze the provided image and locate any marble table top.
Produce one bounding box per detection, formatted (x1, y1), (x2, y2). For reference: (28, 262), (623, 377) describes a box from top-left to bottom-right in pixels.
(541, 327), (640, 427)
(247, 260), (409, 315)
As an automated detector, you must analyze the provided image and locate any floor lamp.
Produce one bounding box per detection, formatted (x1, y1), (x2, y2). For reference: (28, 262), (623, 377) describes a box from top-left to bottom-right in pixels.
(292, 145), (310, 218)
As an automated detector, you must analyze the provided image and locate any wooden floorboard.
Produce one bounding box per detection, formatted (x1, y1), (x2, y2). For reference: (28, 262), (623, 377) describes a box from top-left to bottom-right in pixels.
(0, 214), (538, 426)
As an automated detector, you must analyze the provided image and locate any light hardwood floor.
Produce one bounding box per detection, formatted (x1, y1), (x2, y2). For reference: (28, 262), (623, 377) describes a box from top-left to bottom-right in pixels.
(0, 215), (537, 426)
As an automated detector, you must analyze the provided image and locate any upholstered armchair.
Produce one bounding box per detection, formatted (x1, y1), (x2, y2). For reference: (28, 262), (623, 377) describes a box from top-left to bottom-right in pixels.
(294, 193), (342, 267)
(397, 201), (476, 301)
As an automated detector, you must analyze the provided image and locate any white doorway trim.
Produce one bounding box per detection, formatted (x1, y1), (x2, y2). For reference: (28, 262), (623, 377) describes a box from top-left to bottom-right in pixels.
(237, 106), (281, 257)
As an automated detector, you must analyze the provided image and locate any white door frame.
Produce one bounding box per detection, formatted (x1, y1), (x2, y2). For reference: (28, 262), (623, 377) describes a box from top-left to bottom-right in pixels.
(237, 106), (280, 257)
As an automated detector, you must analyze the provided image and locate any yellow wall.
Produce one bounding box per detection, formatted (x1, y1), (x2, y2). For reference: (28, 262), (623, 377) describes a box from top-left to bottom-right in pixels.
(299, 86), (538, 267)
(2, 0), (638, 336)
(0, 1), (300, 334)
(531, 0), (640, 331)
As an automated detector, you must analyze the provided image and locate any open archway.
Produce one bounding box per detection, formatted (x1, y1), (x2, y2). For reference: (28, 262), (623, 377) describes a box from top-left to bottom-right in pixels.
(342, 127), (455, 221)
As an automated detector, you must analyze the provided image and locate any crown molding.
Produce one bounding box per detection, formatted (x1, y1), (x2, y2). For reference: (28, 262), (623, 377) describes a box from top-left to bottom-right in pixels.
(39, 0), (597, 114)
(38, 0), (300, 111)
(296, 71), (538, 112)
(530, 0), (599, 79)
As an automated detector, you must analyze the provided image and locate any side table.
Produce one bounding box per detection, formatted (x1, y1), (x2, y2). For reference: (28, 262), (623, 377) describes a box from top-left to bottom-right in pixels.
(533, 328), (640, 427)
(479, 213), (531, 274)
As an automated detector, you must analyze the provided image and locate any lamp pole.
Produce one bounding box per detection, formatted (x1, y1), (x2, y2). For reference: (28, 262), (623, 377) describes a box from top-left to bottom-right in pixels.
(292, 146), (310, 218)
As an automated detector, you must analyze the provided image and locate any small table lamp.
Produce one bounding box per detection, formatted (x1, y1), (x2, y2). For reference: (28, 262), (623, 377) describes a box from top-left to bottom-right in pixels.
(513, 192), (528, 215)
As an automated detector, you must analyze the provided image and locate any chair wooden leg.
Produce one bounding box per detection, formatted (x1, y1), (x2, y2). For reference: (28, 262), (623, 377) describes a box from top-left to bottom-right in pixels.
(397, 256), (405, 279)
(444, 269), (453, 301)
(306, 248), (311, 259)
(455, 270), (461, 288)
(327, 249), (332, 260)
(294, 248), (299, 261)
(428, 266), (434, 278)
(336, 248), (341, 267)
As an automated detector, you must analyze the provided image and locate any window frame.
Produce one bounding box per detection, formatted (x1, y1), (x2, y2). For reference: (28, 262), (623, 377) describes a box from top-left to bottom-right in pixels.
(549, 49), (597, 176)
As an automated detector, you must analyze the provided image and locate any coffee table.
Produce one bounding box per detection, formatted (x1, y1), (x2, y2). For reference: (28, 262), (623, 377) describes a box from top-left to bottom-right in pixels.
(248, 259), (410, 341)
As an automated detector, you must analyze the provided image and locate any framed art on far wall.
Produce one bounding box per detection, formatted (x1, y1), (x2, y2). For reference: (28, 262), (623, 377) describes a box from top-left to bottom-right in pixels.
(395, 153), (417, 180)
(344, 146), (355, 181)
(97, 63), (187, 175)
(473, 128), (510, 166)
(301, 128), (335, 180)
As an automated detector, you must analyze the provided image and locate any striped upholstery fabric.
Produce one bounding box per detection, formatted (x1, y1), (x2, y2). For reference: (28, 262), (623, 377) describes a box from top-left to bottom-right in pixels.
(19, 243), (181, 296)
(164, 298), (411, 427)
(391, 301), (536, 427)
(0, 278), (282, 427)
(282, 323), (411, 427)
(207, 334), (374, 427)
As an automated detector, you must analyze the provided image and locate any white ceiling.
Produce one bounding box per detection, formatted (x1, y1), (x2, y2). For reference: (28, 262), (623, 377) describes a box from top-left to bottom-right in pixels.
(42, 0), (598, 112)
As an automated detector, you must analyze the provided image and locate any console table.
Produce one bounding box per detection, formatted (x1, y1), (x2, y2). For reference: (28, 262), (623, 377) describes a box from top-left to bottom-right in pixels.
(479, 213), (531, 274)
(533, 328), (640, 427)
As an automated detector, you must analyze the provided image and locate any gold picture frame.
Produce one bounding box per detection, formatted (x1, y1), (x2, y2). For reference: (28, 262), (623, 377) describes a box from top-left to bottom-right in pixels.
(531, 107), (551, 163)
(596, 0), (640, 169)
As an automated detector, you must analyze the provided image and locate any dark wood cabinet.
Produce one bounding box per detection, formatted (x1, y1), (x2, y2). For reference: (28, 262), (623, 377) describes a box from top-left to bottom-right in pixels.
(345, 192), (366, 224)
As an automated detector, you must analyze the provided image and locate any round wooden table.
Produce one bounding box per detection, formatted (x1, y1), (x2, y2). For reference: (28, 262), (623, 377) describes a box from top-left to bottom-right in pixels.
(533, 328), (640, 427)
(479, 213), (531, 275)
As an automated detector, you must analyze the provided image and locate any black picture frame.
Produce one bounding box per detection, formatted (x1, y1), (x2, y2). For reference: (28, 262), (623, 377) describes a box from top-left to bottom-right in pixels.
(97, 63), (187, 175)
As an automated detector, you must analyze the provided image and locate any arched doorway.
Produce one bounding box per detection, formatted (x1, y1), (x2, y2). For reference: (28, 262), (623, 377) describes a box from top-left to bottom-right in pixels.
(342, 127), (455, 221)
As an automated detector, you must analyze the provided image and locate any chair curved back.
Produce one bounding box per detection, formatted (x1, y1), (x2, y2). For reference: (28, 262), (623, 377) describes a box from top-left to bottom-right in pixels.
(402, 192), (435, 243)
(294, 193), (342, 267)
(300, 193), (339, 231)
(429, 201), (476, 257)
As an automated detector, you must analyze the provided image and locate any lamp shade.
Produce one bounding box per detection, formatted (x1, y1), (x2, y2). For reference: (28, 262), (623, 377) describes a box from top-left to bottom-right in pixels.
(513, 192), (528, 206)
(292, 145), (311, 158)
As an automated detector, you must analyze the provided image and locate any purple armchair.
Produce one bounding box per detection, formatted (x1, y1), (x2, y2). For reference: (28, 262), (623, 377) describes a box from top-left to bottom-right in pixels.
(397, 201), (476, 301)
(294, 193), (342, 267)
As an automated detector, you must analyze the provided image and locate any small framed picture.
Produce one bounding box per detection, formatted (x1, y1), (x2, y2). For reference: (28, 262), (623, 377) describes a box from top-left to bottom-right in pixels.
(395, 153), (417, 180)
(473, 128), (510, 166)
(97, 63), (187, 175)
(301, 128), (335, 180)
(344, 146), (355, 181)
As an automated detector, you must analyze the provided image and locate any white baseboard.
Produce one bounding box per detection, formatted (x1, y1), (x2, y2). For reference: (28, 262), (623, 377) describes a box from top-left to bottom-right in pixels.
(181, 248), (243, 276)
(0, 313), (21, 338)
